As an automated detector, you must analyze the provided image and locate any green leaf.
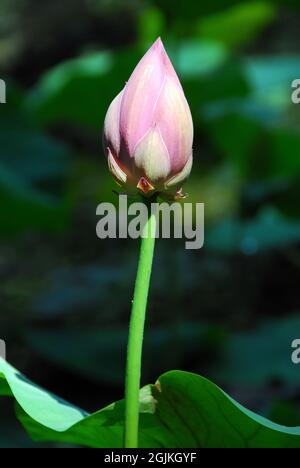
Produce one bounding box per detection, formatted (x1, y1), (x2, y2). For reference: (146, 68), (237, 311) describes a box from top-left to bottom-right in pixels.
(269, 401), (300, 427)
(0, 164), (70, 236)
(153, 0), (242, 20)
(172, 41), (228, 78)
(0, 358), (88, 431)
(207, 113), (300, 180)
(242, 56), (300, 123)
(244, 56), (300, 96)
(203, 56), (300, 130)
(25, 52), (113, 131)
(268, 128), (300, 178)
(0, 114), (70, 185)
(26, 49), (141, 131)
(138, 7), (165, 44)
(0, 112), (71, 235)
(196, 2), (276, 49)
(153, 372), (300, 448)
(1, 358), (300, 448)
(206, 114), (263, 176)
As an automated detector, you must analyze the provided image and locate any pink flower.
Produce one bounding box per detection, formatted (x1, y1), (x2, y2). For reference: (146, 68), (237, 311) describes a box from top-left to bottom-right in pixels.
(103, 38), (193, 197)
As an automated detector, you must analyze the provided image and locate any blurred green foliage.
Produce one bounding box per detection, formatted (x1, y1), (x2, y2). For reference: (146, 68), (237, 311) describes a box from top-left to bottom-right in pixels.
(1, 0), (300, 446)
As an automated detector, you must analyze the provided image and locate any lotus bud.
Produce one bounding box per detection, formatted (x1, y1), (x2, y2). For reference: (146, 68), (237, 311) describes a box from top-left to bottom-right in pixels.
(103, 38), (193, 198)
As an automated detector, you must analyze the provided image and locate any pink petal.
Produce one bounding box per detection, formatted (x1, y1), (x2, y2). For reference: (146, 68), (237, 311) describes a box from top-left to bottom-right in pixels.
(155, 77), (193, 173)
(165, 154), (193, 189)
(103, 90), (124, 156)
(134, 126), (171, 181)
(107, 147), (127, 185)
(119, 38), (168, 154)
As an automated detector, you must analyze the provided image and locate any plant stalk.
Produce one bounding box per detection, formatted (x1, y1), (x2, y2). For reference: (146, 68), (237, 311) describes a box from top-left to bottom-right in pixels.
(124, 200), (157, 448)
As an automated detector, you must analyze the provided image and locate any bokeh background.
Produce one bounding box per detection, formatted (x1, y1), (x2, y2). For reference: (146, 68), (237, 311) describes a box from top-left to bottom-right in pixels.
(1, 0), (300, 447)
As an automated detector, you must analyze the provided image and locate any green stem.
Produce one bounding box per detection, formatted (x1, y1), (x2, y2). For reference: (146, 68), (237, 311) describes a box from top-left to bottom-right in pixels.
(124, 200), (157, 448)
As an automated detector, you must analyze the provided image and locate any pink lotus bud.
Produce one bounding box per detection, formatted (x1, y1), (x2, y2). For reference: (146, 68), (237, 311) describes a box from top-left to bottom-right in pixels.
(103, 38), (193, 197)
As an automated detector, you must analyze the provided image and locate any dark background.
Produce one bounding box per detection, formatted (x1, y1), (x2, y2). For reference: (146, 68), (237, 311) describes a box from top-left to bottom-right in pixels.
(1, 0), (300, 447)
